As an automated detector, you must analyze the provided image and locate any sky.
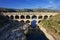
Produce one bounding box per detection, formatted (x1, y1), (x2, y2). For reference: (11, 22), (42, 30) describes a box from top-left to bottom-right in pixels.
(0, 0), (60, 9)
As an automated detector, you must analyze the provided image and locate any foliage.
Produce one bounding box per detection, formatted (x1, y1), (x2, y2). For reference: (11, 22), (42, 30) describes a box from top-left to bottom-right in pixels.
(40, 14), (60, 31)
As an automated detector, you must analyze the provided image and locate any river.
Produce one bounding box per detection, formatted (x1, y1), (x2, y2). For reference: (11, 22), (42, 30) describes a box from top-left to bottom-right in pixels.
(25, 26), (49, 40)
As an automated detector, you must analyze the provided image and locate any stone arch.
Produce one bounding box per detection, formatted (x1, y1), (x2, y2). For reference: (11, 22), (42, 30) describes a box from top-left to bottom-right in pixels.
(26, 20), (30, 23)
(6, 15), (9, 18)
(32, 15), (37, 19)
(38, 16), (42, 19)
(44, 15), (48, 19)
(26, 15), (30, 19)
(20, 20), (24, 23)
(15, 15), (19, 19)
(10, 15), (14, 19)
(21, 15), (25, 19)
(38, 20), (41, 23)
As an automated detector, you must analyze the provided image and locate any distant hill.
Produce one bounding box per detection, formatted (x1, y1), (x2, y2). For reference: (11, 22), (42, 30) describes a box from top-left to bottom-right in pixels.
(0, 7), (60, 12)
(0, 8), (17, 12)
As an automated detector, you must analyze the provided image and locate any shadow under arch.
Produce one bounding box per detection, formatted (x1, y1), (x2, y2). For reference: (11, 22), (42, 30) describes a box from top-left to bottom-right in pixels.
(44, 15), (48, 19)
(5, 15), (9, 18)
(38, 20), (41, 23)
(15, 15), (19, 19)
(10, 15), (14, 19)
(32, 15), (37, 19)
(20, 15), (25, 19)
(50, 15), (53, 17)
(26, 15), (30, 19)
(20, 20), (24, 23)
(38, 16), (42, 19)
(26, 20), (30, 23)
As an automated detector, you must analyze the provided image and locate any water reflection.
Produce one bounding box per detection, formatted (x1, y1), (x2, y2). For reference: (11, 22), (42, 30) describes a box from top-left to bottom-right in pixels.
(26, 26), (49, 40)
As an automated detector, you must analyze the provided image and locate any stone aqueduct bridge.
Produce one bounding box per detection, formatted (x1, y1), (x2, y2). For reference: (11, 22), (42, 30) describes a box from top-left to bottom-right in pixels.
(2, 12), (58, 25)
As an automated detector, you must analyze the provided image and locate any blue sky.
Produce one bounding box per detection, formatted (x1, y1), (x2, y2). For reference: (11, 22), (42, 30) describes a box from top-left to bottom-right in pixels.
(0, 0), (60, 9)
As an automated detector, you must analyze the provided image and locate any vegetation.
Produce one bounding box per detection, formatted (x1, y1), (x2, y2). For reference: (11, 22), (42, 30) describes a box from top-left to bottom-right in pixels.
(0, 8), (60, 12)
(40, 14), (60, 40)
(40, 14), (60, 31)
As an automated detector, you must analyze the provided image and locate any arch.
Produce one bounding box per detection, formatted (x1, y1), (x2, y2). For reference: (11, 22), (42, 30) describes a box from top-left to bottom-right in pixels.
(32, 15), (37, 19)
(21, 15), (25, 19)
(26, 15), (30, 19)
(44, 15), (48, 19)
(15, 15), (19, 19)
(31, 20), (37, 28)
(38, 16), (42, 19)
(6, 15), (9, 18)
(50, 15), (53, 17)
(10, 15), (14, 19)
(38, 20), (41, 23)
(26, 20), (30, 23)
(20, 20), (24, 23)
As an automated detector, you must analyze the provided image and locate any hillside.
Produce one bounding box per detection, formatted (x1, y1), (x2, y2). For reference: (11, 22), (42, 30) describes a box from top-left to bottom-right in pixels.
(0, 8), (60, 12)
(40, 14), (60, 40)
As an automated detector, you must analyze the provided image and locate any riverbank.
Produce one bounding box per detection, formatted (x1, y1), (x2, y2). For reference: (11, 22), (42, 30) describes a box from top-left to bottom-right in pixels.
(39, 25), (56, 40)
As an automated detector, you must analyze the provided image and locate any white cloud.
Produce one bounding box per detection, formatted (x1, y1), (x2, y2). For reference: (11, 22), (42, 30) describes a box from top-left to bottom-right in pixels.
(43, 0), (60, 9)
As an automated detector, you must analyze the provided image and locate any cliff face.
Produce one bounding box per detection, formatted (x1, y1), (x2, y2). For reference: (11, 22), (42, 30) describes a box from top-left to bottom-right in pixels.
(0, 14), (26, 40)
